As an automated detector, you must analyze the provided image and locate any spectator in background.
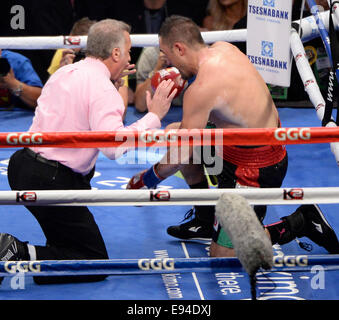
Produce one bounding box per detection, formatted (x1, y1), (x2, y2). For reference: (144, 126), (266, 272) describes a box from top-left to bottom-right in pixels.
(135, 47), (168, 112)
(47, 17), (131, 113)
(167, 0), (209, 27)
(143, 0), (169, 34)
(0, 49), (42, 109)
(203, 0), (248, 31)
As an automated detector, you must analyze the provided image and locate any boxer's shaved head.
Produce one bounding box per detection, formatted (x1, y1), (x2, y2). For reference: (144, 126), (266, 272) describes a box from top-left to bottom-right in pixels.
(159, 15), (205, 49)
(158, 16), (206, 80)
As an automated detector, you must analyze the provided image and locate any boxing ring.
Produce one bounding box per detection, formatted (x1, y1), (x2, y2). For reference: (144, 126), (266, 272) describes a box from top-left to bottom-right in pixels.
(1, 8), (339, 303)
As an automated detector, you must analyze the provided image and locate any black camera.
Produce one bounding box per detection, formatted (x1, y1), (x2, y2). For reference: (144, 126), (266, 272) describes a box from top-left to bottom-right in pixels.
(0, 57), (10, 77)
(73, 50), (86, 63)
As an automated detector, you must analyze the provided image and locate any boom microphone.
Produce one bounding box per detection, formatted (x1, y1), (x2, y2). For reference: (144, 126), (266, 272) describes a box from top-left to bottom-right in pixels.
(215, 193), (274, 299)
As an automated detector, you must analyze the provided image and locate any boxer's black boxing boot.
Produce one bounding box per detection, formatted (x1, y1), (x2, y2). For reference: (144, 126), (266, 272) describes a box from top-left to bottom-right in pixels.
(267, 205), (339, 253)
(167, 207), (214, 240)
(0, 233), (30, 285)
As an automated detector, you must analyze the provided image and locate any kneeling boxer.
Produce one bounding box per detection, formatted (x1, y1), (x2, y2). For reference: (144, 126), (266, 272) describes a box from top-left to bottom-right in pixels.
(127, 16), (339, 256)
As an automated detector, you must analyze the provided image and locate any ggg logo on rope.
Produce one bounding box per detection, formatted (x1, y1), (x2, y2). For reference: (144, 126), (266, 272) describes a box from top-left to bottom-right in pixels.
(6, 133), (43, 145)
(5, 261), (41, 273)
(273, 255), (308, 267)
(138, 258), (175, 271)
(140, 130), (178, 144)
(274, 128), (311, 141)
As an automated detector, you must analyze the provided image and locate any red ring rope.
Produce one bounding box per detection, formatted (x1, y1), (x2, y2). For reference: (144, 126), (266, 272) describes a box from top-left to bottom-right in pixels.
(0, 127), (338, 148)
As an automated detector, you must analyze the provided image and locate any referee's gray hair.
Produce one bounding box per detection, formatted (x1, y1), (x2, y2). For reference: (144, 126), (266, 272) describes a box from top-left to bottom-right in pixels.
(86, 19), (131, 60)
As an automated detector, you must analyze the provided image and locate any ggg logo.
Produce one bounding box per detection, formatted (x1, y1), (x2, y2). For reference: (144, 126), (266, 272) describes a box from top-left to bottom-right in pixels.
(274, 128), (311, 141)
(5, 261), (41, 273)
(6, 132), (43, 145)
(140, 130), (178, 144)
(263, 0), (275, 7)
(138, 258), (175, 271)
(273, 255), (308, 267)
(261, 41), (274, 57)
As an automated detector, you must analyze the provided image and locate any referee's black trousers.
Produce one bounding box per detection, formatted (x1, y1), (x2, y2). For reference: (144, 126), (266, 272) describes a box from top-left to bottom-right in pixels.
(7, 148), (109, 284)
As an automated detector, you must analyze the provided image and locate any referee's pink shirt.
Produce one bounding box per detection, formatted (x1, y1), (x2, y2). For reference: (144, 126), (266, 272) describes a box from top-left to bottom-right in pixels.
(29, 57), (161, 175)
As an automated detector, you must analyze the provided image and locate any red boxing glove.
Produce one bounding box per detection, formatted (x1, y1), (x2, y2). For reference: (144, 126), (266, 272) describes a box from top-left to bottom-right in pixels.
(126, 169), (148, 189)
(151, 67), (187, 99)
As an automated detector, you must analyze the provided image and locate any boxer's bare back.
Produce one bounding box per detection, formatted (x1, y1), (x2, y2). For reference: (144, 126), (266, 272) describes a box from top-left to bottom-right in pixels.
(159, 39), (279, 131)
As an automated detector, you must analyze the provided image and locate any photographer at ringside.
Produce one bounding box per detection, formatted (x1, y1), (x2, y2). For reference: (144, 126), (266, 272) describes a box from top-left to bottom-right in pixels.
(0, 49), (42, 110)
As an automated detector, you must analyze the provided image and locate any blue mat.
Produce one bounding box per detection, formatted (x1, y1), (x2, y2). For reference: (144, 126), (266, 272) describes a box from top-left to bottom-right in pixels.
(0, 105), (338, 300)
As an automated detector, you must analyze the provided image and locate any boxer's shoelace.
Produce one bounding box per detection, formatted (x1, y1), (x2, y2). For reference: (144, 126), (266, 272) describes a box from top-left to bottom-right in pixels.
(181, 208), (194, 222)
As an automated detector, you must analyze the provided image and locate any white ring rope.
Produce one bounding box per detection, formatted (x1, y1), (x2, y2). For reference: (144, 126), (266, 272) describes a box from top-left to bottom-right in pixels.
(0, 31), (247, 50)
(290, 28), (339, 164)
(5, 187), (339, 206)
(0, 10), (337, 50)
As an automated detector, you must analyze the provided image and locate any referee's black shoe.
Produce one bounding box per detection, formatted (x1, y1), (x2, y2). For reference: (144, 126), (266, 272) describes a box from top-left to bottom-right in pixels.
(282, 205), (339, 254)
(0, 233), (29, 285)
(167, 209), (213, 241)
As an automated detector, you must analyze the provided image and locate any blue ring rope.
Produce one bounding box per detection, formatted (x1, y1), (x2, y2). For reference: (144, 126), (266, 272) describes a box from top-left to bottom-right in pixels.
(0, 255), (338, 277)
(307, 0), (333, 63)
(306, 0), (339, 84)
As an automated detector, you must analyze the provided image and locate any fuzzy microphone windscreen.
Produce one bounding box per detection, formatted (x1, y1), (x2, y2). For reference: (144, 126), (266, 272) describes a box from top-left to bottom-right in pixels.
(215, 193), (273, 276)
